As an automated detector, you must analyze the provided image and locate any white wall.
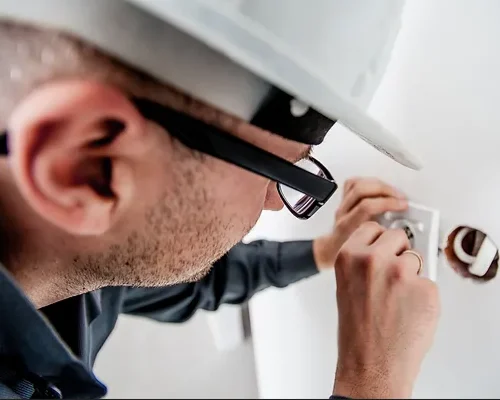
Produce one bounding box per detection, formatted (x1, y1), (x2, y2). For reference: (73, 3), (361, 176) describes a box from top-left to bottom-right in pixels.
(249, 0), (500, 398)
(94, 308), (258, 399)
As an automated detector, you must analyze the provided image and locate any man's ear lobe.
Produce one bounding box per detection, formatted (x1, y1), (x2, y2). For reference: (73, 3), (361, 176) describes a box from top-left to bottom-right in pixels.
(8, 80), (148, 235)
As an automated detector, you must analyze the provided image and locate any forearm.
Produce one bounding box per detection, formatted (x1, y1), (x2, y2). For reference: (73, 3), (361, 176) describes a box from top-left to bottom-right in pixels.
(122, 239), (319, 322)
(204, 239), (319, 304)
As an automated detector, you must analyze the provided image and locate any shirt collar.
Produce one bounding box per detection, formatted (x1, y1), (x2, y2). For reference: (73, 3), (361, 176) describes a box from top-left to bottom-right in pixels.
(0, 263), (106, 398)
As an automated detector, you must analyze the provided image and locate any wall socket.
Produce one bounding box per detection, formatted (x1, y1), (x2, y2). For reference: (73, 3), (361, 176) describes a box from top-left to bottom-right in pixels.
(377, 201), (440, 281)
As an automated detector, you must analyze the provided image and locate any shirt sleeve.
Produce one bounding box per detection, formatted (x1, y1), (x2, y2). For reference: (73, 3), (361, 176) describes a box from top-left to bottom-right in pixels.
(121, 239), (318, 322)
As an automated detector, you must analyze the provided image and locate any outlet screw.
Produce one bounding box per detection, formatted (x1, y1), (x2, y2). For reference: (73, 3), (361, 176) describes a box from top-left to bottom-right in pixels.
(403, 225), (415, 242)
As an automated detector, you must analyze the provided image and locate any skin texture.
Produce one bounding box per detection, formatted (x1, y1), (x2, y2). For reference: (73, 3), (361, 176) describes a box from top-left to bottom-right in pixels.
(0, 21), (312, 306)
(1, 78), (301, 305)
(332, 221), (440, 398)
(0, 21), (440, 397)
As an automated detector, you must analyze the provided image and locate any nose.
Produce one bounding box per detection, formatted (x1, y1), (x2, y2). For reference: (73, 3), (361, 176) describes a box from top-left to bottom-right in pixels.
(263, 183), (285, 211)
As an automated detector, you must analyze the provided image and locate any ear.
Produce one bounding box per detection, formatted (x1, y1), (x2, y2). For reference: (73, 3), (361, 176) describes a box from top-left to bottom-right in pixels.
(8, 80), (148, 235)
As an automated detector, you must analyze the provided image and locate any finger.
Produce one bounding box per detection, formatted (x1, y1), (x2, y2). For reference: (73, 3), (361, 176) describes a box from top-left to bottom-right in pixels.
(372, 228), (411, 255)
(343, 176), (362, 195)
(348, 221), (386, 246)
(398, 250), (424, 276)
(339, 179), (406, 216)
(339, 197), (408, 234)
(341, 178), (406, 214)
(344, 177), (405, 198)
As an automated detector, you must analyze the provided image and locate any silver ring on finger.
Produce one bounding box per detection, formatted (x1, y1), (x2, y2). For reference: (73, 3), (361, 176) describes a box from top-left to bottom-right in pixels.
(402, 249), (423, 274)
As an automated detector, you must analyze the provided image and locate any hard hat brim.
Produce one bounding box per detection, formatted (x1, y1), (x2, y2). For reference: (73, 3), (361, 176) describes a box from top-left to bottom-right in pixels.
(131, 0), (423, 170)
(1, 0), (423, 170)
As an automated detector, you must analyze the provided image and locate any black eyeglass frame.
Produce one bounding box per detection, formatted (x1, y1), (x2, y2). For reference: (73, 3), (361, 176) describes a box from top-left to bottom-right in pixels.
(276, 156), (335, 219)
(0, 97), (337, 220)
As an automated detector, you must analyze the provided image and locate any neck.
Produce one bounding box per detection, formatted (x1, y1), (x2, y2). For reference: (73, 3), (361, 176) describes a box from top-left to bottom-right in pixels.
(4, 255), (101, 308)
(0, 166), (100, 308)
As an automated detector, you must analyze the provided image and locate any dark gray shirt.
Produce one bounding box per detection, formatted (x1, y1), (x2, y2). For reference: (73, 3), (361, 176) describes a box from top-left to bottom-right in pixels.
(0, 240), (318, 399)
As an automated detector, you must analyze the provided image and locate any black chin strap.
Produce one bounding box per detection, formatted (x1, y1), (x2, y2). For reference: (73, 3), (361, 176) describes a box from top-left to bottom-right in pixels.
(0, 131), (8, 156)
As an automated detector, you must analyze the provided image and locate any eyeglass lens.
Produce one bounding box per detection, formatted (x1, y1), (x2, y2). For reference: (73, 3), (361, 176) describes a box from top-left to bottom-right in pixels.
(278, 158), (327, 216)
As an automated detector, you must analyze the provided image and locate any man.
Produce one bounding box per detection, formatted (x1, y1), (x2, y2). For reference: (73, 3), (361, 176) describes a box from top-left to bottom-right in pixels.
(0, 2), (440, 399)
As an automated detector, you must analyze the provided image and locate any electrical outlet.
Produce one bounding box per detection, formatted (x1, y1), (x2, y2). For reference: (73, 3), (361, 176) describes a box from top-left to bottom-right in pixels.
(377, 201), (440, 281)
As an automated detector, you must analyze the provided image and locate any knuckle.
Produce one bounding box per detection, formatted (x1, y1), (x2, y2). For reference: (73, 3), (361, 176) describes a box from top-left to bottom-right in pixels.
(336, 246), (353, 269)
(382, 229), (410, 249)
(348, 176), (364, 185)
(358, 199), (374, 216)
(390, 260), (409, 282)
(394, 228), (412, 246)
(335, 218), (349, 235)
(395, 251), (414, 268)
(350, 183), (360, 195)
(360, 220), (380, 231)
(358, 250), (385, 280)
(395, 227), (410, 239)
(361, 249), (381, 267)
(343, 180), (353, 194)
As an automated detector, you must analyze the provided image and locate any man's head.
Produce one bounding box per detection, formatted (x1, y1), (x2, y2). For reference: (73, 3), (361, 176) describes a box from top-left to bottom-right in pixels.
(0, 20), (313, 299)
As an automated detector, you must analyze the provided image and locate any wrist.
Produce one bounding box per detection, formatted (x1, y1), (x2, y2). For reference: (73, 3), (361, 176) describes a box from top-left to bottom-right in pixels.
(313, 235), (338, 270)
(333, 365), (413, 399)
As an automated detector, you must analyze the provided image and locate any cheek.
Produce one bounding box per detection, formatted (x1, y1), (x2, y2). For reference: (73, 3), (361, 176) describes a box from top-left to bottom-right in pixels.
(135, 158), (170, 208)
(214, 163), (269, 217)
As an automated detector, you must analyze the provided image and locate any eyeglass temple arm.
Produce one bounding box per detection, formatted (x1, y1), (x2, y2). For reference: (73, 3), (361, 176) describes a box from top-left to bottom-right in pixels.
(0, 106), (337, 204)
(0, 128), (331, 200)
(132, 98), (335, 203)
(0, 132), (7, 156)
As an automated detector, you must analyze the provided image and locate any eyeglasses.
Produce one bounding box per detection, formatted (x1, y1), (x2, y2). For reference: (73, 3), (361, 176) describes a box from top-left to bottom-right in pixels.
(132, 98), (337, 219)
(0, 97), (337, 219)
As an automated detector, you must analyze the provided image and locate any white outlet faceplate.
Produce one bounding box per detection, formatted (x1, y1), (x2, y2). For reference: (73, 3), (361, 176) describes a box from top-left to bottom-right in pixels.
(377, 201), (440, 281)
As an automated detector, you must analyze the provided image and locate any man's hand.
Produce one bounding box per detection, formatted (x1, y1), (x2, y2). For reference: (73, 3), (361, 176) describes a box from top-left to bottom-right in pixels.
(313, 177), (408, 270)
(333, 222), (440, 398)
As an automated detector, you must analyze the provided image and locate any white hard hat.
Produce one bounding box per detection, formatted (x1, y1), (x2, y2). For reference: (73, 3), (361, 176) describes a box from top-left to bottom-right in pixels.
(0, 0), (422, 169)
